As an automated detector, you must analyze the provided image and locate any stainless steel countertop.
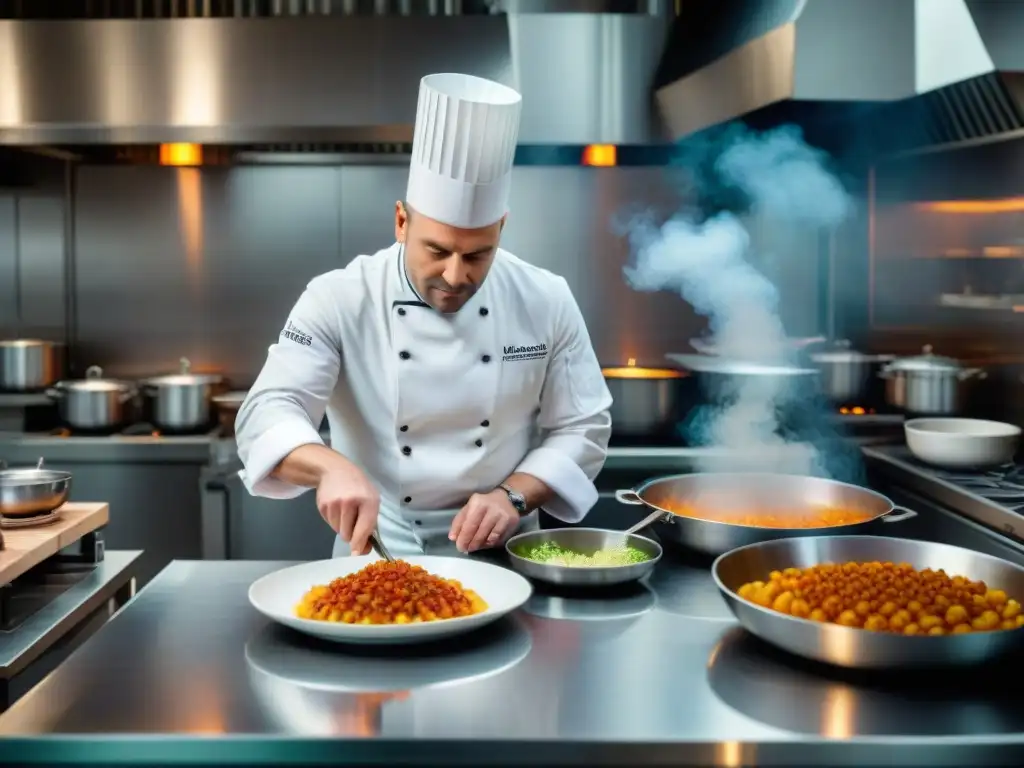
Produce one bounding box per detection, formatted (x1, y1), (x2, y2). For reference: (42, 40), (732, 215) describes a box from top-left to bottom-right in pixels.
(4, 496), (1024, 766)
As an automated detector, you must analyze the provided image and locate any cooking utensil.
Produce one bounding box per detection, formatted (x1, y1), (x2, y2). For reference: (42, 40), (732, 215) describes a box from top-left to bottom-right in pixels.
(212, 390), (247, 437)
(905, 418), (1021, 469)
(505, 527), (662, 587)
(0, 339), (64, 392)
(713, 535), (1024, 668)
(601, 365), (686, 437)
(879, 345), (985, 415)
(810, 339), (894, 403)
(248, 556), (533, 645)
(615, 472), (917, 557)
(369, 529), (394, 562)
(48, 365), (137, 431)
(0, 457), (72, 517)
(141, 357), (224, 433)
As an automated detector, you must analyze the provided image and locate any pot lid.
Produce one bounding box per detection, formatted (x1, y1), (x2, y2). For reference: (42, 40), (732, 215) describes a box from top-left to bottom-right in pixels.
(146, 357), (223, 386)
(60, 365), (129, 392)
(809, 339), (866, 363)
(665, 353), (818, 376)
(885, 345), (963, 373)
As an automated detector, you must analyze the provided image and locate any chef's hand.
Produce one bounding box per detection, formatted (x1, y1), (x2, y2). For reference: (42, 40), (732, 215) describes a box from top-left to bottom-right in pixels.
(449, 490), (519, 553)
(316, 465), (380, 556)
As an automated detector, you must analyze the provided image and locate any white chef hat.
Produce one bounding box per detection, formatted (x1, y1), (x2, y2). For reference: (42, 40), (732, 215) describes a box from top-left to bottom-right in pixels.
(405, 73), (522, 230)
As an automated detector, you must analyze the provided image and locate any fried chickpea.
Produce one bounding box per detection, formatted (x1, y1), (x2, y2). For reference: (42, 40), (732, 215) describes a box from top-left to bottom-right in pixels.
(735, 560), (1024, 635)
(944, 604), (969, 626)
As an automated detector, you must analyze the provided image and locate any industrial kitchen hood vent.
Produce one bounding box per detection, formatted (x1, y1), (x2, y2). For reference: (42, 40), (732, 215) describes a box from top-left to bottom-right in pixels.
(655, 0), (1024, 159)
(0, 1), (670, 146)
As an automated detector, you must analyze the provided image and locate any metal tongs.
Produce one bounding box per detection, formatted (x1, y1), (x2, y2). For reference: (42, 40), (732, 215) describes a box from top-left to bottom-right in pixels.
(369, 528), (394, 562)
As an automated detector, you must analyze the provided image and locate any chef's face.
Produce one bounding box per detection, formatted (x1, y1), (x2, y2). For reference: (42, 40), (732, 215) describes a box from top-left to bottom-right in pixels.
(395, 201), (504, 313)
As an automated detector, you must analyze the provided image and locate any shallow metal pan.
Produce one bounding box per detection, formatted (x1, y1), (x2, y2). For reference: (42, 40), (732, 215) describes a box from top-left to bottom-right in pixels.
(505, 528), (662, 587)
(616, 472), (917, 556)
(712, 535), (1024, 668)
(0, 458), (72, 517)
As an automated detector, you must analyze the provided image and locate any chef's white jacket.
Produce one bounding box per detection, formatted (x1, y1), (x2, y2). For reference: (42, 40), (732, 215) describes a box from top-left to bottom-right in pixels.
(235, 242), (613, 555)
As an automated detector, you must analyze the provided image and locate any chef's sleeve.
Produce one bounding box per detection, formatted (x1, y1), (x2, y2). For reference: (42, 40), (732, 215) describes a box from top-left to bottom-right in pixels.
(515, 277), (612, 523)
(235, 276), (341, 499)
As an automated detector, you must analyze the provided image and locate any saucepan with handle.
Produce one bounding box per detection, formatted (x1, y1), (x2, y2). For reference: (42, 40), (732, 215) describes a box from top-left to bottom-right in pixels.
(615, 473), (918, 557)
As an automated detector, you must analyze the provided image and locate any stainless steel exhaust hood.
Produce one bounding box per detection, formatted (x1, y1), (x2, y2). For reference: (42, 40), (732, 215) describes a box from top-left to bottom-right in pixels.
(655, 0), (1024, 158)
(0, 2), (670, 147)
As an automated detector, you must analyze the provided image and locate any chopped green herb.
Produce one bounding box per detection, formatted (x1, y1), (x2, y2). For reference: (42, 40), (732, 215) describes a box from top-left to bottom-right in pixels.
(516, 541), (651, 567)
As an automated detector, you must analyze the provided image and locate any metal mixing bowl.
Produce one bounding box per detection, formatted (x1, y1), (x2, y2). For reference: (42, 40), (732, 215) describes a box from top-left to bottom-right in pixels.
(505, 528), (662, 587)
(0, 459), (72, 517)
(713, 535), (1024, 669)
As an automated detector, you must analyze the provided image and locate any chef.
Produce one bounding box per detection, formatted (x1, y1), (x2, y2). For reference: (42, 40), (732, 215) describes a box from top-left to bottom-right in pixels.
(235, 72), (613, 557)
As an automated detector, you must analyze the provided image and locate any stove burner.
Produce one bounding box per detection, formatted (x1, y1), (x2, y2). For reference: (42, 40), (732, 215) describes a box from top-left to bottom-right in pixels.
(879, 446), (1024, 515)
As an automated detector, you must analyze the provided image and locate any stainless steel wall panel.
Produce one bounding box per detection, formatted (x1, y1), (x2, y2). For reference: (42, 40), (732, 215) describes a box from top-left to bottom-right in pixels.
(337, 166), (407, 259)
(16, 193), (66, 339)
(0, 197), (16, 334)
(69, 164), (825, 384)
(73, 166), (342, 384)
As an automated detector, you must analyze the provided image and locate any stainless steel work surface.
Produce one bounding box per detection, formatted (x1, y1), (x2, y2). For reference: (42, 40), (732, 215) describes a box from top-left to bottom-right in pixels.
(3, 504), (1024, 766)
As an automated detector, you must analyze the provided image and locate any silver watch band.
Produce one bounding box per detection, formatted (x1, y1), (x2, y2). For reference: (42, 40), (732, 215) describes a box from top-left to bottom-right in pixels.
(499, 483), (529, 515)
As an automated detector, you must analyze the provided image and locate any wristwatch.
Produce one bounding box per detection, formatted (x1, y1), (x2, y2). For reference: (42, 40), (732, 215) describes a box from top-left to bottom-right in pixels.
(499, 483), (529, 516)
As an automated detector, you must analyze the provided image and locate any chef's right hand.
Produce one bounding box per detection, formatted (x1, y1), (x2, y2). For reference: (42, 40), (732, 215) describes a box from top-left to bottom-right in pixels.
(316, 465), (380, 556)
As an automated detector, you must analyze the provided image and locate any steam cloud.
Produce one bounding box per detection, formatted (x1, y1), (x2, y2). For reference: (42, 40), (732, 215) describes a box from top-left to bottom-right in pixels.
(622, 124), (856, 479)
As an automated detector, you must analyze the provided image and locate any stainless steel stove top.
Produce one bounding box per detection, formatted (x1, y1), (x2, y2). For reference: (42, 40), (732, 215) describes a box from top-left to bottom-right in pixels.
(865, 444), (1024, 542)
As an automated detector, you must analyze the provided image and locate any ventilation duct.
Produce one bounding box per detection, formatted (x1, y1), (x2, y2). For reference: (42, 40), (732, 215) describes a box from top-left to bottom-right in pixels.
(654, 0), (1024, 159)
(0, 0), (669, 146)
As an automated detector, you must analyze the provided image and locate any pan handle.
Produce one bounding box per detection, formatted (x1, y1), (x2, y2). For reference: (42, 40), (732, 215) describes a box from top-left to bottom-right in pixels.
(625, 508), (669, 535)
(880, 506), (918, 523)
(615, 489), (644, 505)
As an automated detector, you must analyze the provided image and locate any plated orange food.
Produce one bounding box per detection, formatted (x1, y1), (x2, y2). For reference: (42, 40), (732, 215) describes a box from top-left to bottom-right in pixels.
(663, 501), (874, 529)
(295, 559), (488, 626)
(736, 560), (1024, 635)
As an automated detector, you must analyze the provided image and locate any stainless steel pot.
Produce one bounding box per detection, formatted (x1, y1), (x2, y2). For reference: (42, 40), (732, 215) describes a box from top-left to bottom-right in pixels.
(810, 340), (894, 403)
(0, 339), (64, 391)
(713, 535), (1024, 668)
(879, 345), (985, 415)
(48, 365), (137, 431)
(601, 365), (686, 437)
(0, 457), (72, 517)
(616, 472), (917, 557)
(141, 357), (224, 433)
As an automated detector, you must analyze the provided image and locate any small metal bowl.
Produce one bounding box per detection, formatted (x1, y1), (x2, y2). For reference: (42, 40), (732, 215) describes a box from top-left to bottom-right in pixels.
(505, 528), (662, 587)
(0, 459), (72, 517)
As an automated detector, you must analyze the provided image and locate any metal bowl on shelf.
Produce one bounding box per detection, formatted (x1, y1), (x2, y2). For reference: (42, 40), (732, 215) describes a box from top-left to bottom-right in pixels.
(505, 528), (662, 587)
(712, 535), (1024, 669)
(0, 458), (72, 517)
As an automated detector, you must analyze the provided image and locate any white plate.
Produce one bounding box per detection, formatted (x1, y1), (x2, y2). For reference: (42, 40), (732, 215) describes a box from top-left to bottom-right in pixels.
(248, 555), (534, 645)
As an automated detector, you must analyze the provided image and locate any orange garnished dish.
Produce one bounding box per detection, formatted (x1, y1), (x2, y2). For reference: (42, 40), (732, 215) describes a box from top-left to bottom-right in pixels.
(658, 501), (874, 529)
(295, 560), (488, 625)
(737, 561), (1024, 635)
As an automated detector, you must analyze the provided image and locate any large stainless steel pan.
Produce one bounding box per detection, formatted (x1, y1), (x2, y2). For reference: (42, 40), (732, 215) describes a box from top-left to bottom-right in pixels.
(0, 458), (72, 517)
(713, 535), (1024, 668)
(615, 473), (917, 556)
